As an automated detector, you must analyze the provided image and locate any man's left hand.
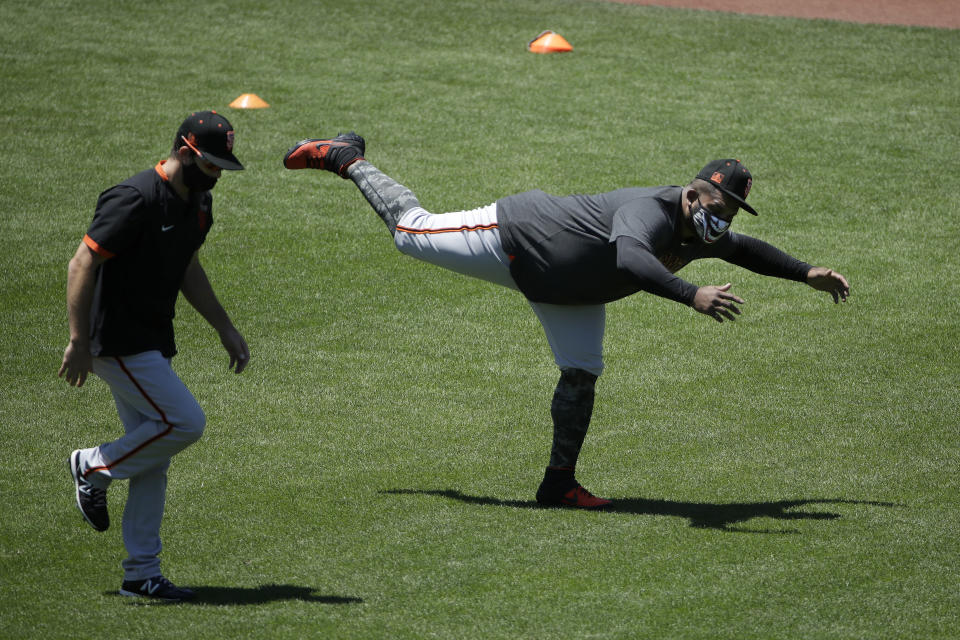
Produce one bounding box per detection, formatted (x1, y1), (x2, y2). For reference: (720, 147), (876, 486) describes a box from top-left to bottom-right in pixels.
(220, 328), (250, 373)
(806, 267), (850, 303)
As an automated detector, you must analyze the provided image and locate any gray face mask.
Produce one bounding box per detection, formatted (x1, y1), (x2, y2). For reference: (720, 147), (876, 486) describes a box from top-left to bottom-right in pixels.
(691, 199), (731, 244)
(182, 159), (218, 192)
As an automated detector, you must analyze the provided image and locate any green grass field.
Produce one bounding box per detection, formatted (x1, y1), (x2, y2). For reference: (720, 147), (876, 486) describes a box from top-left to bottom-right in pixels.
(1, 0), (958, 637)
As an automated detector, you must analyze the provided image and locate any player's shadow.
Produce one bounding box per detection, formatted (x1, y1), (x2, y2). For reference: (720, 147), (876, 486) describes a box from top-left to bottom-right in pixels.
(115, 584), (363, 605)
(384, 489), (896, 533)
(189, 585), (362, 605)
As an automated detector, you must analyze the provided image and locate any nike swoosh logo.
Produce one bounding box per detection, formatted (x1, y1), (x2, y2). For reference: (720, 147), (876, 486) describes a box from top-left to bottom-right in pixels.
(161, 225), (175, 232)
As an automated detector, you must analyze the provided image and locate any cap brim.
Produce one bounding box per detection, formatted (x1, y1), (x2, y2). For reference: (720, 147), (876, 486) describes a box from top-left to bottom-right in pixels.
(717, 186), (758, 215)
(202, 152), (244, 171)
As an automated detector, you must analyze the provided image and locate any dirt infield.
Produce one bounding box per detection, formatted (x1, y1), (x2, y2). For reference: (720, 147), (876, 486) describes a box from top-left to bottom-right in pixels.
(606, 0), (960, 29)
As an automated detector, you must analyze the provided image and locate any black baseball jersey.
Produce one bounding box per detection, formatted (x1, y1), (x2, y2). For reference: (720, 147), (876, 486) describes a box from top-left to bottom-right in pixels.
(83, 161), (213, 358)
(496, 187), (811, 305)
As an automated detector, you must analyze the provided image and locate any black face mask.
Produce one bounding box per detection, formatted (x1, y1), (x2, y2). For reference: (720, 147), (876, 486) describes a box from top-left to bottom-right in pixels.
(182, 160), (218, 192)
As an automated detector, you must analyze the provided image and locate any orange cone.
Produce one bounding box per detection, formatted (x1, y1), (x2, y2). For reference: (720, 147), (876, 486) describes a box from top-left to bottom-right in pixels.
(229, 93), (270, 109)
(528, 30), (573, 54)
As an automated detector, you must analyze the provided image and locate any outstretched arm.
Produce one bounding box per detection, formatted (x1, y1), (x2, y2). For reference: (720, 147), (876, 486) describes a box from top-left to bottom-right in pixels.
(615, 236), (744, 322)
(723, 234), (850, 303)
(180, 251), (250, 373)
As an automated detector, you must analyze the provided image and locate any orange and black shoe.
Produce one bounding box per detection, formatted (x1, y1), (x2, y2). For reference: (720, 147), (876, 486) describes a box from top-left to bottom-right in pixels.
(282, 132), (366, 177)
(535, 467), (612, 510)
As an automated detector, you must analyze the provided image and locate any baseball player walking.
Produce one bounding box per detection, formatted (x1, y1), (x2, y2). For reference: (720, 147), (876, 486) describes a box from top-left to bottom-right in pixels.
(60, 111), (250, 601)
(282, 133), (849, 509)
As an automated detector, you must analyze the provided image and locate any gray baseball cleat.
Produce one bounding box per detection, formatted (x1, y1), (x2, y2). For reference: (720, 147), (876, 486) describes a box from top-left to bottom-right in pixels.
(120, 575), (196, 602)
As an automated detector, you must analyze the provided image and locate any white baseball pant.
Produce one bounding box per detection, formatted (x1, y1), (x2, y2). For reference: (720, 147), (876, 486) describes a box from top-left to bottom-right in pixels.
(74, 350), (205, 580)
(394, 205), (606, 376)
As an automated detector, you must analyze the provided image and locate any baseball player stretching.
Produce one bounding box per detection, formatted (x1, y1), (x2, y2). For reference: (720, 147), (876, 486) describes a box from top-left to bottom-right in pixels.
(283, 133), (849, 509)
(60, 111), (250, 601)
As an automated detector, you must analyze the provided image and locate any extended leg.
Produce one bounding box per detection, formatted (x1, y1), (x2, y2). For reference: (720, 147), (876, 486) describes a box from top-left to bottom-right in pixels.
(346, 160), (421, 235)
(283, 133), (423, 236)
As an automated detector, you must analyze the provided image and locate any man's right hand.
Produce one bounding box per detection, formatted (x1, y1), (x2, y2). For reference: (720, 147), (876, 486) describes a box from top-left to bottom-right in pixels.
(693, 283), (744, 322)
(59, 340), (93, 387)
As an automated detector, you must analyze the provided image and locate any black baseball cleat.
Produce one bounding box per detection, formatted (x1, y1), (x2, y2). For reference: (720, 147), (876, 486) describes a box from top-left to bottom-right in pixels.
(536, 484), (613, 509)
(119, 575), (196, 602)
(283, 132), (365, 177)
(535, 466), (612, 510)
(69, 450), (109, 531)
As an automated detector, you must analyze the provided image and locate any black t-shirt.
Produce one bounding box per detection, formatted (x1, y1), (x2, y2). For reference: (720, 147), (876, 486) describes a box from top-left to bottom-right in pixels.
(83, 162), (213, 357)
(496, 187), (811, 305)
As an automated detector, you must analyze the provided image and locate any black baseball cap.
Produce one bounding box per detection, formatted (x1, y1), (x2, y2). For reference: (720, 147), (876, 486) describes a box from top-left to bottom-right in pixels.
(696, 159), (757, 215)
(176, 110), (244, 170)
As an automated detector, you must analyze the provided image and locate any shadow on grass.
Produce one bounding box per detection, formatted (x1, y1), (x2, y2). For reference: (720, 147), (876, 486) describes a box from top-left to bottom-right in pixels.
(189, 585), (363, 605)
(384, 489), (897, 533)
(112, 584), (363, 606)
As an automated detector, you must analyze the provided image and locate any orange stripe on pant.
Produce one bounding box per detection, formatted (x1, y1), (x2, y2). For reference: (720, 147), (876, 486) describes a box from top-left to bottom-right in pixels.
(396, 222), (499, 235)
(393, 204), (518, 291)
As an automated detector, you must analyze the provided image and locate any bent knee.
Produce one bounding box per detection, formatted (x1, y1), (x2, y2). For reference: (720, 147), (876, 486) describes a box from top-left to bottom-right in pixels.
(176, 405), (206, 441)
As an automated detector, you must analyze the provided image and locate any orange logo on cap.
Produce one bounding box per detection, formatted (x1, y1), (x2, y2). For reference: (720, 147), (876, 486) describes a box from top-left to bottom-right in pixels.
(182, 132), (201, 155)
(710, 171), (725, 184)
